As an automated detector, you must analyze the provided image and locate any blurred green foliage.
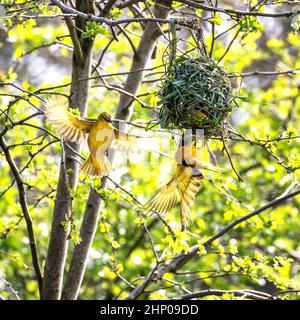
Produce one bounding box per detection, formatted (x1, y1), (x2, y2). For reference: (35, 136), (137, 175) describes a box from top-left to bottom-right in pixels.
(0, 1), (300, 300)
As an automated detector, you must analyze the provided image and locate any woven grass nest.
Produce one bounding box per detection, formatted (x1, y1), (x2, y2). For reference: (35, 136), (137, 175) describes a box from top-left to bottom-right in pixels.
(157, 54), (235, 136)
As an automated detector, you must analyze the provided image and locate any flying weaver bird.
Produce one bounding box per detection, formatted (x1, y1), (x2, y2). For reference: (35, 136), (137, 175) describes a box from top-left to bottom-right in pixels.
(144, 135), (219, 230)
(44, 96), (138, 177)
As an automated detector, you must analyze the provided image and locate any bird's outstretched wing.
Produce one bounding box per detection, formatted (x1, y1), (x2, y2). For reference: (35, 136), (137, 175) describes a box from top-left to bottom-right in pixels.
(145, 166), (203, 224)
(112, 128), (142, 152)
(144, 178), (181, 215)
(44, 96), (95, 142)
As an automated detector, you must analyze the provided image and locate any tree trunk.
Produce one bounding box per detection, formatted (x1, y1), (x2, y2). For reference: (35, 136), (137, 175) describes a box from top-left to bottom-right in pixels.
(42, 0), (95, 300)
(62, 0), (172, 300)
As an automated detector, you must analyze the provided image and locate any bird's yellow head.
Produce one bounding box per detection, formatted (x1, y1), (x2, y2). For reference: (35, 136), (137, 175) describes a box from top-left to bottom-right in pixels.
(98, 112), (112, 123)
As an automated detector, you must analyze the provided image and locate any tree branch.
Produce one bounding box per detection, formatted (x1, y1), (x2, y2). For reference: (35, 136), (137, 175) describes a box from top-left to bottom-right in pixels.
(0, 136), (43, 296)
(99, 0), (117, 17)
(178, 289), (276, 300)
(64, 16), (84, 65)
(228, 67), (300, 78)
(50, 0), (298, 23)
(124, 188), (300, 299)
(176, 0), (297, 17)
(42, 0), (95, 300)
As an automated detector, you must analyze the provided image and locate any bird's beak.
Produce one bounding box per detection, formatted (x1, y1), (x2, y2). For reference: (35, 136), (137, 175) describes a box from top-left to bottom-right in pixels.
(101, 114), (113, 123)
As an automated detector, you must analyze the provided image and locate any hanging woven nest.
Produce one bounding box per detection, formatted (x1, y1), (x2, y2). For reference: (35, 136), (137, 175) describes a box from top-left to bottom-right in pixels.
(157, 54), (235, 136)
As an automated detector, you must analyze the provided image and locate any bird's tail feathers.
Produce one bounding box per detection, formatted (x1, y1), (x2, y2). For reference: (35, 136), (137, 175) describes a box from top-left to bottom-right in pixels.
(81, 154), (111, 177)
(180, 173), (203, 229)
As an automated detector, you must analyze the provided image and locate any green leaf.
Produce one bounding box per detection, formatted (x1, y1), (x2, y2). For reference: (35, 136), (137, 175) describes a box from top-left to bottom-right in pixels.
(109, 7), (122, 19)
(209, 13), (222, 26)
(70, 228), (82, 245)
(239, 16), (264, 32)
(82, 21), (110, 39)
(285, 126), (297, 138)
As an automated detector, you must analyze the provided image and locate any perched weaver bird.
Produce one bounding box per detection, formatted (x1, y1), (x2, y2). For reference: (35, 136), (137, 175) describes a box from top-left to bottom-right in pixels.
(145, 134), (217, 230)
(44, 96), (137, 177)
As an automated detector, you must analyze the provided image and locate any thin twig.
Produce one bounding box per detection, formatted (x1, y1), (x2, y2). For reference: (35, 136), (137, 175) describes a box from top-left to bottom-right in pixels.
(0, 137), (43, 296)
(177, 289), (277, 300)
(221, 135), (243, 182)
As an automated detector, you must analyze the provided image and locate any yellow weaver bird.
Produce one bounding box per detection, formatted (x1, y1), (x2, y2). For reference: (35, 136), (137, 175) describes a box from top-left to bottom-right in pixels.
(44, 96), (137, 177)
(145, 135), (217, 230)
